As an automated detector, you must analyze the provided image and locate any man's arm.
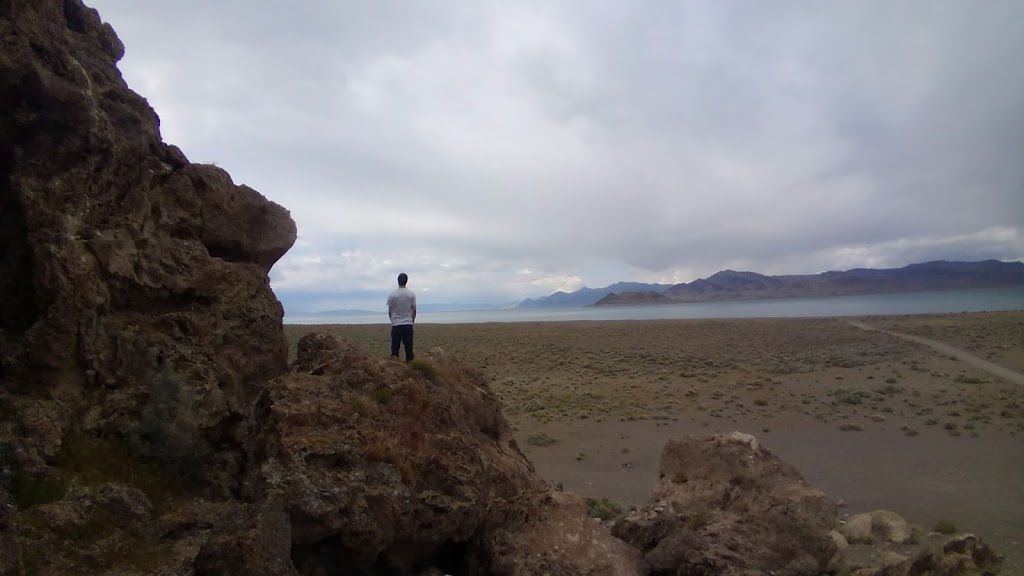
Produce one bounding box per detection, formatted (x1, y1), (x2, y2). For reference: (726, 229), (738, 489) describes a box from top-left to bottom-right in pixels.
(411, 294), (417, 323)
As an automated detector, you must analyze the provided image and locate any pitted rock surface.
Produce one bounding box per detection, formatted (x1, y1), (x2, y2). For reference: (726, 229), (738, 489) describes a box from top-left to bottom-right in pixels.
(614, 432), (839, 576)
(0, 0), (295, 491)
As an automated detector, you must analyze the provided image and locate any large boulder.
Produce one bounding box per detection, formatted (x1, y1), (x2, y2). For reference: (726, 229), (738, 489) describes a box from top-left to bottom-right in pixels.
(243, 333), (644, 575)
(613, 431), (838, 576)
(0, 0), (295, 493)
(838, 510), (914, 544)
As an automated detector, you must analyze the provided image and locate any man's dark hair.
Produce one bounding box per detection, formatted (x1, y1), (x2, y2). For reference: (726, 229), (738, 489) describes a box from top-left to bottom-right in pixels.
(397, 273), (408, 287)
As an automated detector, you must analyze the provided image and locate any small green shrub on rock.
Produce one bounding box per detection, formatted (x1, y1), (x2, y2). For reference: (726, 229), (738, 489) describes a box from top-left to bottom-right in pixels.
(409, 359), (438, 381)
(585, 497), (623, 521)
(131, 366), (200, 471)
(372, 387), (394, 405)
(7, 468), (65, 509)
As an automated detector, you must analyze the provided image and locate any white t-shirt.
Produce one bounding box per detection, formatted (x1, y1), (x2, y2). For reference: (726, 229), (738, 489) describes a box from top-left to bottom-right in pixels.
(387, 287), (416, 326)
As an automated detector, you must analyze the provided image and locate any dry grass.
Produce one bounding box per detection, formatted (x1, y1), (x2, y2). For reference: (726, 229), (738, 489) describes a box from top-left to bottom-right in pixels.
(873, 312), (1024, 372)
(584, 496), (623, 521)
(285, 312), (1024, 436)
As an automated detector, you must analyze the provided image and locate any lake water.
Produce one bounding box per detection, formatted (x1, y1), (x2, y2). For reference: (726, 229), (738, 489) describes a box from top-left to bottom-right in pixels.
(286, 287), (1024, 325)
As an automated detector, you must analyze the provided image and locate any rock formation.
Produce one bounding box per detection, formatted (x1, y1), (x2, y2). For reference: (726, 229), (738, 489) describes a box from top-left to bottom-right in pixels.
(830, 509), (1002, 576)
(0, 487), (21, 576)
(1, 0), (296, 495)
(834, 532), (1002, 576)
(613, 432), (839, 575)
(232, 334), (643, 575)
(613, 433), (1002, 576)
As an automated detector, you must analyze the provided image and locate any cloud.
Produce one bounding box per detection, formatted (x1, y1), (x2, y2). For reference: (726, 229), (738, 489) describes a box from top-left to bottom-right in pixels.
(89, 0), (1024, 311)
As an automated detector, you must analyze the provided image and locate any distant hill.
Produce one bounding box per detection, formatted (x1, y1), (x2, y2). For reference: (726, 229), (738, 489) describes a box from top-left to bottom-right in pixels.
(590, 260), (1024, 306)
(516, 282), (670, 308)
(594, 291), (675, 306)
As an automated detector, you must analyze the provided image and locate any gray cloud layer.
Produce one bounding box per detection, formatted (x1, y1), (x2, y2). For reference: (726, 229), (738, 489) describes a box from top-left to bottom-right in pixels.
(88, 1), (1024, 311)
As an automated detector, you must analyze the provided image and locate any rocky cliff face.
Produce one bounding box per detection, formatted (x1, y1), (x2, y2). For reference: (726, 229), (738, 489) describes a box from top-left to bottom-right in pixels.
(0, 0), (296, 494)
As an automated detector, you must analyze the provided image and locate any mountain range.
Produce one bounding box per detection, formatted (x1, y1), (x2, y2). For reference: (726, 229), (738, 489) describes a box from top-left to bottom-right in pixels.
(514, 260), (1024, 308)
(515, 281), (672, 308)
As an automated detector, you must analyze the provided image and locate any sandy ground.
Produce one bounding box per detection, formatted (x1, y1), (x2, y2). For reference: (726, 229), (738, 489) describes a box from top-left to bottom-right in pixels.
(285, 311), (1024, 570)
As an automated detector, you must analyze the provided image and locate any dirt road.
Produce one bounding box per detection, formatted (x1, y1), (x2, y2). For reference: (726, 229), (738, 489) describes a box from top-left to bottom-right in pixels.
(847, 320), (1024, 387)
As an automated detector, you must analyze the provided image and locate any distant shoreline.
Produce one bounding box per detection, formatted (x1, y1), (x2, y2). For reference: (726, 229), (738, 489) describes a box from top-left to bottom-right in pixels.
(284, 286), (1024, 325)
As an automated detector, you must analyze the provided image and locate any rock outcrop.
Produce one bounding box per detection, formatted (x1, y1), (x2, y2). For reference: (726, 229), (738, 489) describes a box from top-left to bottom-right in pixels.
(835, 533), (1002, 576)
(829, 508), (1003, 576)
(0, 0), (296, 494)
(613, 432), (839, 575)
(235, 334), (644, 575)
(0, 487), (23, 576)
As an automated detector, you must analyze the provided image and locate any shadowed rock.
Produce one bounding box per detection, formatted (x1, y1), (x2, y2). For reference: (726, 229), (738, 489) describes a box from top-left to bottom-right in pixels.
(0, 0), (295, 494)
(0, 487), (23, 576)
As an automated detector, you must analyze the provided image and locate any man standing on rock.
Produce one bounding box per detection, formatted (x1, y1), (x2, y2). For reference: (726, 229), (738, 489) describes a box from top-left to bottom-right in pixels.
(387, 273), (417, 362)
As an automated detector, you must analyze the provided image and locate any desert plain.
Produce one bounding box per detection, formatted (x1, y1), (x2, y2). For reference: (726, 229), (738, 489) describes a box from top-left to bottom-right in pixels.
(285, 311), (1024, 571)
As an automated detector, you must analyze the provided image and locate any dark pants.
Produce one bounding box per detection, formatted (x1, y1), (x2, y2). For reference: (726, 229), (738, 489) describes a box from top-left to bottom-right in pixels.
(391, 324), (414, 361)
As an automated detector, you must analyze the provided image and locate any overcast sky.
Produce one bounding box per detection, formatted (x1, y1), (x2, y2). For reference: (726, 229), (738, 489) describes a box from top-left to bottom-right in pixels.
(87, 1), (1024, 312)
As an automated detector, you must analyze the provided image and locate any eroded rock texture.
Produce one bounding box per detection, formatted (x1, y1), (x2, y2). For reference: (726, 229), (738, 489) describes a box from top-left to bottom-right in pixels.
(0, 487), (23, 576)
(614, 432), (839, 576)
(235, 334), (644, 576)
(0, 0), (296, 493)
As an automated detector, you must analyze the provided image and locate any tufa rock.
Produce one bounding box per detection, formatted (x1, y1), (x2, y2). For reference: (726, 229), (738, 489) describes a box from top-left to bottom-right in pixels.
(909, 534), (1002, 575)
(613, 431), (838, 575)
(244, 333), (642, 575)
(479, 490), (645, 575)
(0, 487), (23, 576)
(193, 498), (299, 576)
(0, 0), (295, 493)
(838, 510), (913, 544)
(836, 533), (1002, 576)
(16, 483), (160, 575)
(9, 335), (646, 575)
